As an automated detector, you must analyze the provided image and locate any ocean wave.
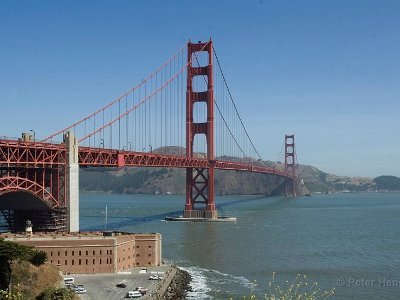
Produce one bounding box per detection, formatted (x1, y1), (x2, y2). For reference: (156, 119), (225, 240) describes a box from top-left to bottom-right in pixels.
(181, 266), (252, 299)
(181, 266), (213, 299)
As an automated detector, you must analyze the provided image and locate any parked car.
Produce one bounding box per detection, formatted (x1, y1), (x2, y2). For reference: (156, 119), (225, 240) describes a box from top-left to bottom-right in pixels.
(149, 274), (163, 280)
(116, 283), (127, 288)
(63, 277), (74, 286)
(74, 286), (87, 294)
(135, 287), (148, 295)
(126, 290), (142, 298)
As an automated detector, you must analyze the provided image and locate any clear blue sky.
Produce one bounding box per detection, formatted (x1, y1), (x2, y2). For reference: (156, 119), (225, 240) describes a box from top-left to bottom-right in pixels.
(1, 0), (399, 177)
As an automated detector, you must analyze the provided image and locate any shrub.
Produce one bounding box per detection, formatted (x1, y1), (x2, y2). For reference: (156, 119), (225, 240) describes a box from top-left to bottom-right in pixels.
(0, 290), (22, 300)
(231, 273), (335, 300)
(28, 251), (47, 267)
(36, 287), (77, 300)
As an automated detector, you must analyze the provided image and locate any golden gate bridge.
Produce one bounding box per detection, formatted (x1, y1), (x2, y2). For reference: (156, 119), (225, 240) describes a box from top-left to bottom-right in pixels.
(0, 39), (297, 232)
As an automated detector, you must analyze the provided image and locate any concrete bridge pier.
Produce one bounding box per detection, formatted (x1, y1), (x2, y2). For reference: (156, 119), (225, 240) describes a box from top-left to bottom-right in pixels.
(64, 131), (79, 232)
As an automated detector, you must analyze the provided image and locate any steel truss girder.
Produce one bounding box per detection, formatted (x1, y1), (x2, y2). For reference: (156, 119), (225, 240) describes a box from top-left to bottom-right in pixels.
(0, 176), (59, 207)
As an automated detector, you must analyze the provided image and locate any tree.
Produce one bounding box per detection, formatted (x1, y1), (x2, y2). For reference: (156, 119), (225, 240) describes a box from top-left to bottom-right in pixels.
(0, 239), (47, 291)
(29, 251), (47, 267)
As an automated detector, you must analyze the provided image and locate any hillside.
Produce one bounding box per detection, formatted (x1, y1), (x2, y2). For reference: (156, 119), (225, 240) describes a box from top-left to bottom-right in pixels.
(79, 147), (399, 195)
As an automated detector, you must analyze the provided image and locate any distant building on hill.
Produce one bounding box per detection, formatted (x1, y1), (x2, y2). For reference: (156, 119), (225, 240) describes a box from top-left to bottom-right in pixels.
(0, 231), (161, 274)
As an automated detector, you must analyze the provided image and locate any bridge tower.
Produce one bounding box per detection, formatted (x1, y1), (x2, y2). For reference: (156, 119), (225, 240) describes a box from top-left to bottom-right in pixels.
(64, 131), (79, 232)
(284, 134), (296, 196)
(184, 40), (217, 219)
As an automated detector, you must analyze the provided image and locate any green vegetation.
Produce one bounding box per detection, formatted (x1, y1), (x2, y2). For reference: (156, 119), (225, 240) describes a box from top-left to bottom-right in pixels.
(373, 175), (400, 190)
(0, 239), (49, 298)
(233, 273), (335, 300)
(0, 239), (47, 290)
(0, 290), (22, 300)
(37, 287), (78, 300)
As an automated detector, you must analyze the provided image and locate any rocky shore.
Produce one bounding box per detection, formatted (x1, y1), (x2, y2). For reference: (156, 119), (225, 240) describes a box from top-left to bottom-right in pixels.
(162, 267), (192, 299)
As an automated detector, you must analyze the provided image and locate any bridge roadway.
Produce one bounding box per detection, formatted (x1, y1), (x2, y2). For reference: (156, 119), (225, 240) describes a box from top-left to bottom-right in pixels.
(0, 139), (291, 178)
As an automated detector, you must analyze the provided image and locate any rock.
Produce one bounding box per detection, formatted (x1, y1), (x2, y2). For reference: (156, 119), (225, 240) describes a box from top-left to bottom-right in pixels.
(163, 268), (192, 300)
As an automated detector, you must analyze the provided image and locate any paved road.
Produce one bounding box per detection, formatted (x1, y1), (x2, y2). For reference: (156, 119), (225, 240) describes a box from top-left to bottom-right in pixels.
(66, 266), (171, 300)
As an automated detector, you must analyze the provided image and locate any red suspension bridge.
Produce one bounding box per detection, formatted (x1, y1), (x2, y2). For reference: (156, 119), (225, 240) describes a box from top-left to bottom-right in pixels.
(0, 39), (297, 232)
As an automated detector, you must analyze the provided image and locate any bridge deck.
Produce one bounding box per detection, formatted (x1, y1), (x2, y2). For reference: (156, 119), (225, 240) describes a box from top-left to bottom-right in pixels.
(0, 140), (291, 178)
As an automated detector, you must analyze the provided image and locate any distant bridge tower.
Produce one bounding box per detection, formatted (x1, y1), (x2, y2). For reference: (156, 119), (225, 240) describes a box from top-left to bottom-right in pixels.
(284, 134), (297, 196)
(184, 40), (217, 219)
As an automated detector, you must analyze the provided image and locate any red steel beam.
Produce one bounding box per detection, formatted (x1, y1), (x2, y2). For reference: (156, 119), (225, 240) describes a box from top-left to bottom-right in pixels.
(0, 139), (293, 179)
(78, 147), (292, 179)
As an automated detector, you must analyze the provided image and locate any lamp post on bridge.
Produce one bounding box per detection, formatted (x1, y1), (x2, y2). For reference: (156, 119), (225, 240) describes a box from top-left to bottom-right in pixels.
(149, 144), (153, 153)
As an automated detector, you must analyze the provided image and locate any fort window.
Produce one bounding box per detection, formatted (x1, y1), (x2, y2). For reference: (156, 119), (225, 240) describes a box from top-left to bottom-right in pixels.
(148, 254), (151, 257)
(50, 251), (53, 257)
(86, 251), (88, 255)
(86, 259), (88, 264)
(72, 260), (74, 265)
(79, 251), (81, 256)
(58, 251), (60, 256)
(92, 259), (95, 264)
(93, 250), (95, 255)
(100, 250), (102, 255)
(65, 260), (67, 265)
(65, 251), (67, 256)
(72, 251), (75, 256)
(79, 259), (81, 265)
(100, 259), (102, 265)
(110, 250), (112, 255)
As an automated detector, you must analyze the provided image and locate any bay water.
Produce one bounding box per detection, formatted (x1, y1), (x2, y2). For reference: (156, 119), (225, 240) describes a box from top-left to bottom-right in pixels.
(80, 192), (400, 299)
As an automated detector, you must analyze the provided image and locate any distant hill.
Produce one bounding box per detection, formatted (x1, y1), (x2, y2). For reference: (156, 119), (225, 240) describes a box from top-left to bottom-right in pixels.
(373, 175), (400, 190)
(79, 147), (399, 195)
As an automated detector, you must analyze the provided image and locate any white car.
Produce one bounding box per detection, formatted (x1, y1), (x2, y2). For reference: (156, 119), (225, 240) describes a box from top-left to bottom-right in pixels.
(126, 290), (142, 298)
(149, 275), (163, 280)
(74, 286), (87, 294)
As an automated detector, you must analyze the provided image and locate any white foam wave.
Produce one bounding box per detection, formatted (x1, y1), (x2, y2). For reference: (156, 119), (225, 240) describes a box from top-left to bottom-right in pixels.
(181, 266), (213, 299)
(180, 265), (252, 299)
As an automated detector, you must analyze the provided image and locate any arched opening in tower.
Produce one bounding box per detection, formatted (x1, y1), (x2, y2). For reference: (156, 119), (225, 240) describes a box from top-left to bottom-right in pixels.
(0, 192), (67, 232)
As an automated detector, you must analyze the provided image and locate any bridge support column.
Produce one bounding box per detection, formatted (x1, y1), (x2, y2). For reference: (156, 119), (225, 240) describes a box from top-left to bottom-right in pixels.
(184, 40), (217, 219)
(184, 167), (217, 219)
(64, 131), (79, 232)
(284, 135), (297, 196)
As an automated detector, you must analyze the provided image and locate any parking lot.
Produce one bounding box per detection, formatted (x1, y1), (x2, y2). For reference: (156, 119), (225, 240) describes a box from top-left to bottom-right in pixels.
(66, 266), (172, 300)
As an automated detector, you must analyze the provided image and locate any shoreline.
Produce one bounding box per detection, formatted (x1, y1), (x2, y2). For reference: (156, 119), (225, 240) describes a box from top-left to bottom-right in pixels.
(151, 266), (192, 299)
